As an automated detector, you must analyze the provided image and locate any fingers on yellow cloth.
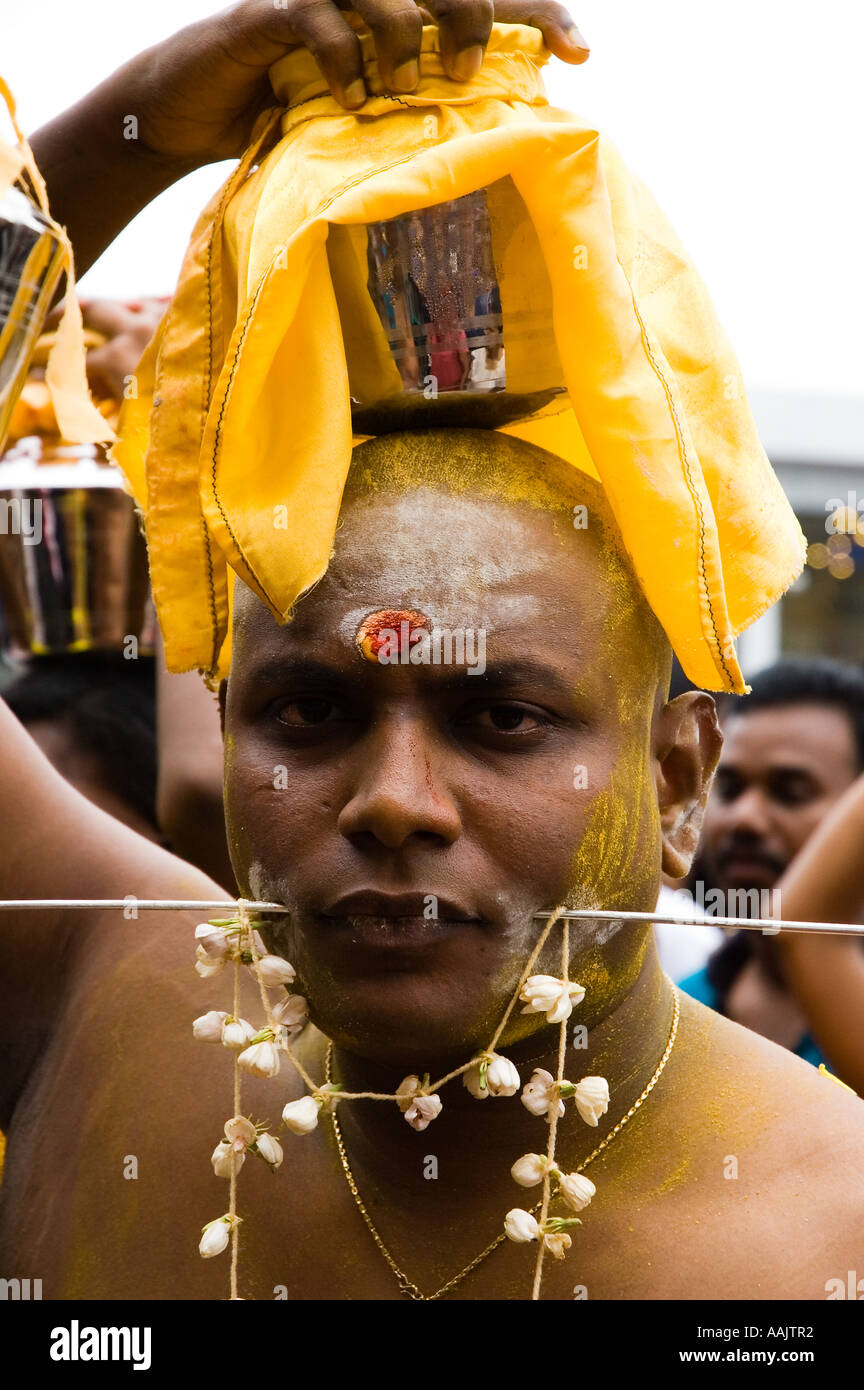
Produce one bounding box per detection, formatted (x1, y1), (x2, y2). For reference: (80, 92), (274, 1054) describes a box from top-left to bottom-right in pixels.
(116, 24), (805, 690)
(419, 0), (493, 82)
(490, 2), (589, 61)
(352, 0), (427, 91)
(282, 3), (368, 108)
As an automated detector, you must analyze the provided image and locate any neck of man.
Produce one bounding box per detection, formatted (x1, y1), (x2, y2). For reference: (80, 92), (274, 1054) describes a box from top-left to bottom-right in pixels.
(324, 935), (673, 1198)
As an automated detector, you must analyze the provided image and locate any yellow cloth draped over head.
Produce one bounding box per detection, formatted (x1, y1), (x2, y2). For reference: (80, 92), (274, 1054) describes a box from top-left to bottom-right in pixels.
(113, 23), (805, 692)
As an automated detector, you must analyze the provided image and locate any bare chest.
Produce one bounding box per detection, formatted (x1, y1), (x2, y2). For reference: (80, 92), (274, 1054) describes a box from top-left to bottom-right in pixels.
(0, 960), (846, 1303)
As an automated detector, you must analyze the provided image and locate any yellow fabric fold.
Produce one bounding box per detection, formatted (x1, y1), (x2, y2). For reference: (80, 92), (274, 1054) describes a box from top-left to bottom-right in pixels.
(116, 24), (805, 689)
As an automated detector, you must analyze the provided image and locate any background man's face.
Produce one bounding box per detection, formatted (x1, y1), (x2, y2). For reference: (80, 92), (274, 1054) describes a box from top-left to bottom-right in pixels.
(223, 486), (666, 1065)
(699, 702), (859, 894)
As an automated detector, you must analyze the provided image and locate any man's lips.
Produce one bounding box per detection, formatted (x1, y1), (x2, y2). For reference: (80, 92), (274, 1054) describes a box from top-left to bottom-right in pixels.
(321, 889), (479, 922)
(317, 889), (481, 951)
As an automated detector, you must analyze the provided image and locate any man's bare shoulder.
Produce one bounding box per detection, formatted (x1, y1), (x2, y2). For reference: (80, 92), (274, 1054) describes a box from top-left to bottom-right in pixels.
(685, 992), (864, 1141)
(681, 994), (864, 1286)
(579, 994), (864, 1298)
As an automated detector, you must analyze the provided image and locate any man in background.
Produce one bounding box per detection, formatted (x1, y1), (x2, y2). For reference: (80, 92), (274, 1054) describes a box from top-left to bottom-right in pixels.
(681, 657), (864, 1081)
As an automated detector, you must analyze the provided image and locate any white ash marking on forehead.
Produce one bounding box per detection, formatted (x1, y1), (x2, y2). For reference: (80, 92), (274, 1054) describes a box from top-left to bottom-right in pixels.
(332, 491), (562, 595)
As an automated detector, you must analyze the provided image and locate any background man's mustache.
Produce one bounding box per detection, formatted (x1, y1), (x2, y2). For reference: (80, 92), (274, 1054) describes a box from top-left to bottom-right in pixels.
(716, 838), (786, 874)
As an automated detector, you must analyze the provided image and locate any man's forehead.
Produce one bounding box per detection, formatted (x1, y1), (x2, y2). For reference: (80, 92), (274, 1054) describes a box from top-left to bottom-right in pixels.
(721, 703), (858, 772)
(234, 486), (617, 654)
(330, 487), (572, 585)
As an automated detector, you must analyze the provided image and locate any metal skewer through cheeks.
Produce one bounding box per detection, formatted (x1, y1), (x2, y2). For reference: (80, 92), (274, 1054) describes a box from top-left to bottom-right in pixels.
(0, 900), (862, 935)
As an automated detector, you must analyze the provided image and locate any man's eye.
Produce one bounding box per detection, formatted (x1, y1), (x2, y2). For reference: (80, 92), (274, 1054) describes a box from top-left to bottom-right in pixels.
(276, 697), (335, 727)
(715, 772), (743, 803)
(470, 704), (545, 733)
(772, 775), (818, 806)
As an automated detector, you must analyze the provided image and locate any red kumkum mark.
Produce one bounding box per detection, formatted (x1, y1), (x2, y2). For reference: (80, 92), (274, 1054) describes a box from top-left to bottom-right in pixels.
(356, 609), (430, 663)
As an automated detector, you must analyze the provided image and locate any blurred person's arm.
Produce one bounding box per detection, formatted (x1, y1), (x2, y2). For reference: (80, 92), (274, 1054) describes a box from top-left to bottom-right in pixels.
(0, 696), (227, 1125)
(29, 0), (588, 277)
(156, 634), (235, 893)
(0, 297), (224, 1123)
(68, 298), (167, 399)
(773, 771), (864, 1093)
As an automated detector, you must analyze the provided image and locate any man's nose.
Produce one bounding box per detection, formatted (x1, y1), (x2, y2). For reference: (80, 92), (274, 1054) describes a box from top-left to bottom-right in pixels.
(724, 785), (773, 838)
(336, 717), (462, 850)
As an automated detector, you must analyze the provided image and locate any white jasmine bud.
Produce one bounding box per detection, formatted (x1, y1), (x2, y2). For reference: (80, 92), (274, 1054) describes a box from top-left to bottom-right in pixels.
(194, 944), (225, 978)
(224, 1116), (257, 1150)
(521, 1068), (565, 1121)
(199, 1216), (234, 1258)
(510, 1152), (551, 1187)
(403, 1094), (442, 1132)
(543, 1231), (572, 1260)
(464, 1052), (520, 1099)
(519, 974), (586, 1024)
(282, 1095), (322, 1134)
(558, 1171), (596, 1212)
(504, 1208), (540, 1243)
(254, 1132), (284, 1168)
(395, 1075), (441, 1130)
(573, 1076), (610, 1127)
(211, 1141), (243, 1179)
(195, 922), (231, 959)
(237, 1037), (281, 1078)
(486, 1054), (520, 1096)
(256, 955), (296, 988)
(221, 1016), (256, 1050)
(193, 1010), (229, 1043)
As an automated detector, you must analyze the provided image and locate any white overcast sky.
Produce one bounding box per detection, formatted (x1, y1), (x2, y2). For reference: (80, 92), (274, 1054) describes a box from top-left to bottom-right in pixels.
(4, 0), (863, 399)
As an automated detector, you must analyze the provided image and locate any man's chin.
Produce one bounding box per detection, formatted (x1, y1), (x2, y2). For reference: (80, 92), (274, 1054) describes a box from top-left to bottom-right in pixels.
(716, 864), (783, 896)
(278, 905), (565, 1066)
(298, 958), (511, 1070)
(309, 1002), (487, 1072)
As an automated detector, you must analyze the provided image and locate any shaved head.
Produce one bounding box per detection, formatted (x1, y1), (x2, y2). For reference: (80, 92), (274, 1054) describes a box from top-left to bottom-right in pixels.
(345, 428), (603, 513)
(235, 428), (672, 704)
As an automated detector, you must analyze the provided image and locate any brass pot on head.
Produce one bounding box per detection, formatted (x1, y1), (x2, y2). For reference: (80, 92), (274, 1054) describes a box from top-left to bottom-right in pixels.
(331, 182), (567, 435)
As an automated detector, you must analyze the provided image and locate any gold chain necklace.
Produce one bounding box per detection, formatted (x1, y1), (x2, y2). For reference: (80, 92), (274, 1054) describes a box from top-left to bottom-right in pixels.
(326, 986), (680, 1301)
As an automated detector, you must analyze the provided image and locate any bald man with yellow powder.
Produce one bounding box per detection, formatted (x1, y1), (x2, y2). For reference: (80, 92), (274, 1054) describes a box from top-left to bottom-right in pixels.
(0, 431), (862, 1300)
(2, 0), (861, 1305)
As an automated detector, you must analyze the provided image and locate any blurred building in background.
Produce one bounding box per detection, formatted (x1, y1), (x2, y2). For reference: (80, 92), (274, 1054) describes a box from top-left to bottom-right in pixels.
(737, 391), (864, 681)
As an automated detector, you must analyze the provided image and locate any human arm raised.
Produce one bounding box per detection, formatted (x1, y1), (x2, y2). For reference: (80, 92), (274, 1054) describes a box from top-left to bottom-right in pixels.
(28, 0), (588, 277)
(773, 771), (864, 1093)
